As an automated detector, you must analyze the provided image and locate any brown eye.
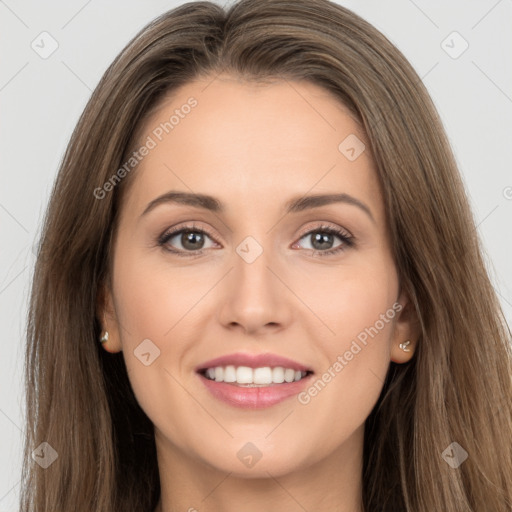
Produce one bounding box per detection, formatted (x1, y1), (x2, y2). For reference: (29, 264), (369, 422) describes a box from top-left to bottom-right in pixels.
(294, 225), (354, 257)
(158, 225), (218, 256)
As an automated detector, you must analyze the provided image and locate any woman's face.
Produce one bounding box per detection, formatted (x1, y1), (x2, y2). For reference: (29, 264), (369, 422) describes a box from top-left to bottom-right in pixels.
(100, 75), (416, 478)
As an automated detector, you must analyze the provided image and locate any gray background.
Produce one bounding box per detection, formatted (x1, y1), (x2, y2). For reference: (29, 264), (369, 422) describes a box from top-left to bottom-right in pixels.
(1, 0), (511, 509)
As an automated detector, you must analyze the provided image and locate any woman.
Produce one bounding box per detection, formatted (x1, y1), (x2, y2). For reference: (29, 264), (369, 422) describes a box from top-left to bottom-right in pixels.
(22, 0), (512, 511)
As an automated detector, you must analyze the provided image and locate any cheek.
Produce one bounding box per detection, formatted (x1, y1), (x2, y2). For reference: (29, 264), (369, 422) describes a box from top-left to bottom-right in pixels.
(112, 249), (201, 342)
(292, 258), (397, 424)
(291, 253), (398, 348)
(333, 271), (397, 350)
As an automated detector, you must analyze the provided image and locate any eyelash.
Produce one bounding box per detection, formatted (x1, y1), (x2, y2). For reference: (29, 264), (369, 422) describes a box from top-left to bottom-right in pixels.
(157, 222), (355, 258)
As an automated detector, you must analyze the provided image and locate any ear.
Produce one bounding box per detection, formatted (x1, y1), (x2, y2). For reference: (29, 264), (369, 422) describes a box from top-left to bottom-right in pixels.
(389, 288), (420, 363)
(96, 281), (123, 354)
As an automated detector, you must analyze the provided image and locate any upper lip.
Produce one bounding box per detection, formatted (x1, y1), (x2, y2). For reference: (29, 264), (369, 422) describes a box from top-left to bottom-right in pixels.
(196, 352), (313, 373)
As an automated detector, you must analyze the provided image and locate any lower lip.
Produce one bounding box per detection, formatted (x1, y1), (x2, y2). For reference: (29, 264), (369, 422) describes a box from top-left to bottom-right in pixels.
(198, 373), (313, 409)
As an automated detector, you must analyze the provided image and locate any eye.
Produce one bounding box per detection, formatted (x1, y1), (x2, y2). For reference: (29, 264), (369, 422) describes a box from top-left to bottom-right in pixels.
(157, 223), (218, 256)
(293, 224), (354, 257)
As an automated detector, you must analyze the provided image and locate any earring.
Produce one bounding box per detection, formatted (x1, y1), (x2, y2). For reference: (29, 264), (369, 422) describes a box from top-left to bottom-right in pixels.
(99, 331), (109, 344)
(399, 340), (411, 352)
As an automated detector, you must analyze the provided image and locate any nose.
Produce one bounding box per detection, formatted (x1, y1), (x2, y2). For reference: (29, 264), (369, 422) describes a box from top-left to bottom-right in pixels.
(217, 239), (292, 336)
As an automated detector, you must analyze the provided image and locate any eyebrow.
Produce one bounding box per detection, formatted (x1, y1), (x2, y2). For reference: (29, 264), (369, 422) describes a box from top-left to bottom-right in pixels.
(140, 191), (374, 222)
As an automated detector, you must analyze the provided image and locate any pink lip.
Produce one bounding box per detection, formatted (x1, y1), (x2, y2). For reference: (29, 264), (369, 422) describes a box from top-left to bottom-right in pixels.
(198, 373), (313, 409)
(196, 352), (314, 409)
(196, 352), (312, 372)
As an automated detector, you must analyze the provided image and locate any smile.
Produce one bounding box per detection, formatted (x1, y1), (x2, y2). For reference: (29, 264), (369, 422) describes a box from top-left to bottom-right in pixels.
(196, 353), (314, 408)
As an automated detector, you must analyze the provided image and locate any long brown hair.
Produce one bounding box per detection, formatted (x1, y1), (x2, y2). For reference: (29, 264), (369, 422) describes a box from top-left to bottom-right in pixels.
(21, 1), (512, 510)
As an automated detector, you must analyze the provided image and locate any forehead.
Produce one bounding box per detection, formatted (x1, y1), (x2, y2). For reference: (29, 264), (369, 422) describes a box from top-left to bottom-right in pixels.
(120, 75), (382, 219)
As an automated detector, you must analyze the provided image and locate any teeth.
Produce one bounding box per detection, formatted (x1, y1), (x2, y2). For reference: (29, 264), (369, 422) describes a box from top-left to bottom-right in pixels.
(203, 365), (309, 385)
(236, 366), (253, 384)
(272, 366), (285, 383)
(223, 365), (236, 383)
(284, 368), (295, 383)
(254, 367), (272, 384)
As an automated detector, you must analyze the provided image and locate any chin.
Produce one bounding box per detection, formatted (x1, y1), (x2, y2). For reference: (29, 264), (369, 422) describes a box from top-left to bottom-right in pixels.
(196, 439), (312, 479)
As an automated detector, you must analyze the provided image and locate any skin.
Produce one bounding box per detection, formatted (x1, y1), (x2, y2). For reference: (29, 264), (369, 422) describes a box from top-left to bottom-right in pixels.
(98, 74), (419, 512)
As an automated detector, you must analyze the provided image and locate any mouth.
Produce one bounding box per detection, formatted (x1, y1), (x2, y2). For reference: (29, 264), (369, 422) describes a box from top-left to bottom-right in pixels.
(196, 353), (314, 408)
